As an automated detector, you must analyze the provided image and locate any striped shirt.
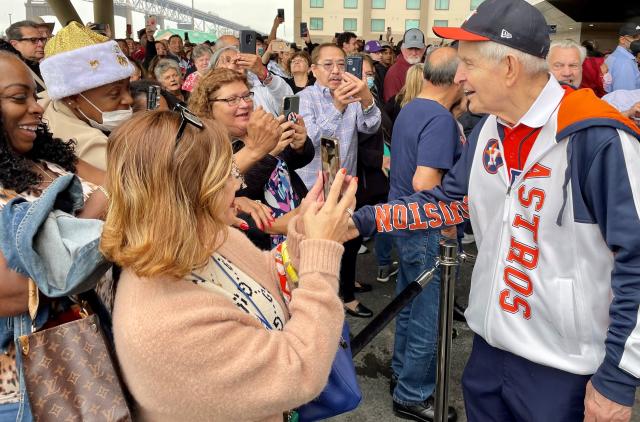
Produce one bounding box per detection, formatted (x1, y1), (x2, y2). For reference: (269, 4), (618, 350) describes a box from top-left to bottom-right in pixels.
(295, 82), (381, 189)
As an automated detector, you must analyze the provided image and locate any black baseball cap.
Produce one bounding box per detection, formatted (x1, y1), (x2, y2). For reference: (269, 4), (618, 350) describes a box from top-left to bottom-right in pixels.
(619, 22), (640, 37)
(433, 0), (550, 58)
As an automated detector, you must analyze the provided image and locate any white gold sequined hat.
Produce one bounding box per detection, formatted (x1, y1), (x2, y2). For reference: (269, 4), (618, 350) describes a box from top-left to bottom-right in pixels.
(40, 22), (134, 100)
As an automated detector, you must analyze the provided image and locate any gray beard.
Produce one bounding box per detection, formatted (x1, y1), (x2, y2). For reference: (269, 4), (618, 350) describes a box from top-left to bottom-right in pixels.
(406, 57), (422, 65)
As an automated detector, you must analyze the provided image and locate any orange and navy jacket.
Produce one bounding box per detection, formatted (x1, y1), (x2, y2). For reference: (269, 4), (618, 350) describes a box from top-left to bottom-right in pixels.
(353, 78), (640, 405)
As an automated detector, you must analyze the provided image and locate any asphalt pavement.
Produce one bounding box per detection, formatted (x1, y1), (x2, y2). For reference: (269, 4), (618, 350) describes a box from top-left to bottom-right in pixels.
(330, 239), (640, 422)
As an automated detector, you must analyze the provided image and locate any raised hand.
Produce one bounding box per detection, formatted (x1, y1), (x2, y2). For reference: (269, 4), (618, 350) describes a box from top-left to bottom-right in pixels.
(303, 168), (357, 243)
(244, 107), (282, 158)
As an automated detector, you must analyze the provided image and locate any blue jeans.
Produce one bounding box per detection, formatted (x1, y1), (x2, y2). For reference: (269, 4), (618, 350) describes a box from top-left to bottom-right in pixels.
(0, 402), (20, 422)
(374, 232), (394, 266)
(392, 230), (441, 405)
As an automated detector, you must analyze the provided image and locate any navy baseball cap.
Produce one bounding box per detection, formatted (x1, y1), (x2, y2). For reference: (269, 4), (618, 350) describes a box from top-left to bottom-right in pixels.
(433, 0), (550, 58)
(619, 22), (640, 37)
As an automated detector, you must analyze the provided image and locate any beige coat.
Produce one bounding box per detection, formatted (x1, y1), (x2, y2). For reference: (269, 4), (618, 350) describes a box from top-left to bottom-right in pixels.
(113, 220), (345, 421)
(40, 94), (108, 171)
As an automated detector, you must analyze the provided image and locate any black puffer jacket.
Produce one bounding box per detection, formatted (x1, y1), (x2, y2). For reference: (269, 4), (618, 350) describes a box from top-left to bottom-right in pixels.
(356, 94), (390, 207)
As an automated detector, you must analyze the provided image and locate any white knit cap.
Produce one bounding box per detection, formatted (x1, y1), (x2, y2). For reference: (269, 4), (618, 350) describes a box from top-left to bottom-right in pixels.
(40, 22), (134, 100)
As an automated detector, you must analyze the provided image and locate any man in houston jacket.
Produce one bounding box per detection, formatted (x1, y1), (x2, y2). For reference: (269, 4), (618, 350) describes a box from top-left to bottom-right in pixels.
(350, 0), (640, 420)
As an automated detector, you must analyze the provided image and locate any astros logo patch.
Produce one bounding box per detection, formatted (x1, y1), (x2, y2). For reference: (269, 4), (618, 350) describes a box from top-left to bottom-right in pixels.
(483, 139), (503, 174)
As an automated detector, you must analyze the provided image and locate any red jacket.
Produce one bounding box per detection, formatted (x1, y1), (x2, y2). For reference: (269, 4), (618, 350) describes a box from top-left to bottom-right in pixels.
(580, 56), (605, 98)
(383, 54), (412, 103)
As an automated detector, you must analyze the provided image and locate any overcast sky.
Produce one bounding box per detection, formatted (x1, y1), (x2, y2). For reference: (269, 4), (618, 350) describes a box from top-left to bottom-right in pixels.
(1, 0), (294, 40)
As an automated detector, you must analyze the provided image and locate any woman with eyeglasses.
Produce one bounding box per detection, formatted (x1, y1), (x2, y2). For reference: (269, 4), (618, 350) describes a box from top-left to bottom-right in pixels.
(104, 109), (356, 421)
(189, 68), (314, 250)
(0, 50), (110, 421)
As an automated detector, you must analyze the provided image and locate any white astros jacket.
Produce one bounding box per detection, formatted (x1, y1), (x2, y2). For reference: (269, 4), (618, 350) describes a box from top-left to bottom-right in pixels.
(353, 78), (640, 406)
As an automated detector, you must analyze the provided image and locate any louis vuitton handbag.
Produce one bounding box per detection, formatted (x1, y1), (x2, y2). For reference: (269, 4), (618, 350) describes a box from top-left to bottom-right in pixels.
(18, 279), (132, 421)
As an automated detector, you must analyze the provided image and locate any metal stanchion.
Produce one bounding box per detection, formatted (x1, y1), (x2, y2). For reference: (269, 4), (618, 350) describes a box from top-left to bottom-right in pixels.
(351, 264), (438, 357)
(434, 238), (459, 422)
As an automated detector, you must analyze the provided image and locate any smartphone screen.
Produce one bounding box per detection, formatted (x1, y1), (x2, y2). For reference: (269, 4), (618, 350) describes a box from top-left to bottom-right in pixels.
(278, 8), (285, 21)
(281, 96), (299, 123)
(345, 56), (363, 79)
(321, 137), (340, 200)
(300, 22), (309, 37)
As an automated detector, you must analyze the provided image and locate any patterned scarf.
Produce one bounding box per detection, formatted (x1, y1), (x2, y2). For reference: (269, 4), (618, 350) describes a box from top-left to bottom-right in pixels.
(264, 159), (300, 248)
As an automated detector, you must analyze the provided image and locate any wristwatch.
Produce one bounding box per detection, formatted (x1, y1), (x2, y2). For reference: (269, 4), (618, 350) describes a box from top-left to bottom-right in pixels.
(362, 100), (375, 114)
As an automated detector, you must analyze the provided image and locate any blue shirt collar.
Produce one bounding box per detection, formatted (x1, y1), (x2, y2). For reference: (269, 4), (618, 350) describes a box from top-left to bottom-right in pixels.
(613, 45), (634, 60)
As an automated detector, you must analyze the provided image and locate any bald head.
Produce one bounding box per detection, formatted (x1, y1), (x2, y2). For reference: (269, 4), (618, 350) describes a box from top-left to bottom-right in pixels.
(423, 46), (459, 86)
(216, 35), (240, 50)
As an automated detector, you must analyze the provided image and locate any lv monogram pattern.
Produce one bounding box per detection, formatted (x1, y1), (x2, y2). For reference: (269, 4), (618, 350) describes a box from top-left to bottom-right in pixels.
(0, 162), (100, 404)
(20, 315), (131, 422)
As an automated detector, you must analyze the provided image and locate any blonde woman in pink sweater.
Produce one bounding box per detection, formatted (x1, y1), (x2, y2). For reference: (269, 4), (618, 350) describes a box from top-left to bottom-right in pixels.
(100, 110), (357, 421)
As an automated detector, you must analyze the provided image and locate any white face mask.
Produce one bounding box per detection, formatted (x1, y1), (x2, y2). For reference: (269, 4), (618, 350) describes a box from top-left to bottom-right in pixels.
(77, 93), (132, 132)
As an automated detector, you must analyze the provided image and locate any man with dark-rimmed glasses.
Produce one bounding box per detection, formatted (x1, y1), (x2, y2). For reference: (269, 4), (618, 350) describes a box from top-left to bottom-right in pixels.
(7, 21), (47, 63)
(6, 20), (47, 92)
(297, 42), (381, 319)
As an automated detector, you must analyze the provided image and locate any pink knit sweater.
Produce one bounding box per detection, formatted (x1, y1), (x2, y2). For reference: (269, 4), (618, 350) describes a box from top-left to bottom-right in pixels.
(112, 219), (345, 421)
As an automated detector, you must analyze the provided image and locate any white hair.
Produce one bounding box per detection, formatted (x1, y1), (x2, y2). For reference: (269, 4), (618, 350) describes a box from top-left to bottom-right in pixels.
(476, 41), (549, 76)
(549, 39), (587, 64)
(154, 58), (181, 80)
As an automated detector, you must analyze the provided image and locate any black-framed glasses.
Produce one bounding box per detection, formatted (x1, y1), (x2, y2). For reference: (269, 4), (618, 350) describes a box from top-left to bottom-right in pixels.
(210, 92), (254, 107)
(174, 103), (204, 146)
(16, 37), (48, 45)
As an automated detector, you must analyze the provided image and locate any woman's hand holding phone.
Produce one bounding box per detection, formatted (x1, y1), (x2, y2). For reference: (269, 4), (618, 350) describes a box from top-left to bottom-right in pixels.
(303, 169), (357, 243)
(290, 116), (307, 151)
(270, 116), (295, 156)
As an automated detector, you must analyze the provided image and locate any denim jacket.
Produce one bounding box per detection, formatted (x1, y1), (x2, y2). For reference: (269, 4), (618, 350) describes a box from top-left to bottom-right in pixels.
(0, 174), (109, 421)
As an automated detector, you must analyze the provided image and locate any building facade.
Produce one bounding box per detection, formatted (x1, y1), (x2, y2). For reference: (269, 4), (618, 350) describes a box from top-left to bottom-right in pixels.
(293, 0), (618, 50)
(295, 0), (486, 45)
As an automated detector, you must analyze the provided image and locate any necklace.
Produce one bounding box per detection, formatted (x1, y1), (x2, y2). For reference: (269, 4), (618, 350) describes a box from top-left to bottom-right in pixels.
(33, 162), (55, 184)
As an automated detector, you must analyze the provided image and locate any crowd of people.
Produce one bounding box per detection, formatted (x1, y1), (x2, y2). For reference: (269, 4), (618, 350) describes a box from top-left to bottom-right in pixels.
(0, 0), (639, 420)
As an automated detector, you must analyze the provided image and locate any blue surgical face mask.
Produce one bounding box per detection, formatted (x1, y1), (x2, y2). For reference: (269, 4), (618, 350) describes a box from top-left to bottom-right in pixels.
(366, 76), (375, 90)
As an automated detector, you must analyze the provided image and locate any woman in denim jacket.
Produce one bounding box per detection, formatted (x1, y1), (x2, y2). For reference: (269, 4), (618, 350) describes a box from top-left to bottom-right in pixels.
(0, 51), (108, 421)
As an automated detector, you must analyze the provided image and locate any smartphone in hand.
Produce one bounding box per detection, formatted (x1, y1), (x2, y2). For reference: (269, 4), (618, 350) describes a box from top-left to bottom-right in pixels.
(277, 8), (285, 22)
(321, 137), (340, 200)
(147, 85), (160, 110)
(300, 22), (309, 38)
(345, 55), (363, 79)
(271, 40), (289, 53)
(239, 30), (257, 54)
(281, 96), (300, 123)
(146, 15), (157, 28)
